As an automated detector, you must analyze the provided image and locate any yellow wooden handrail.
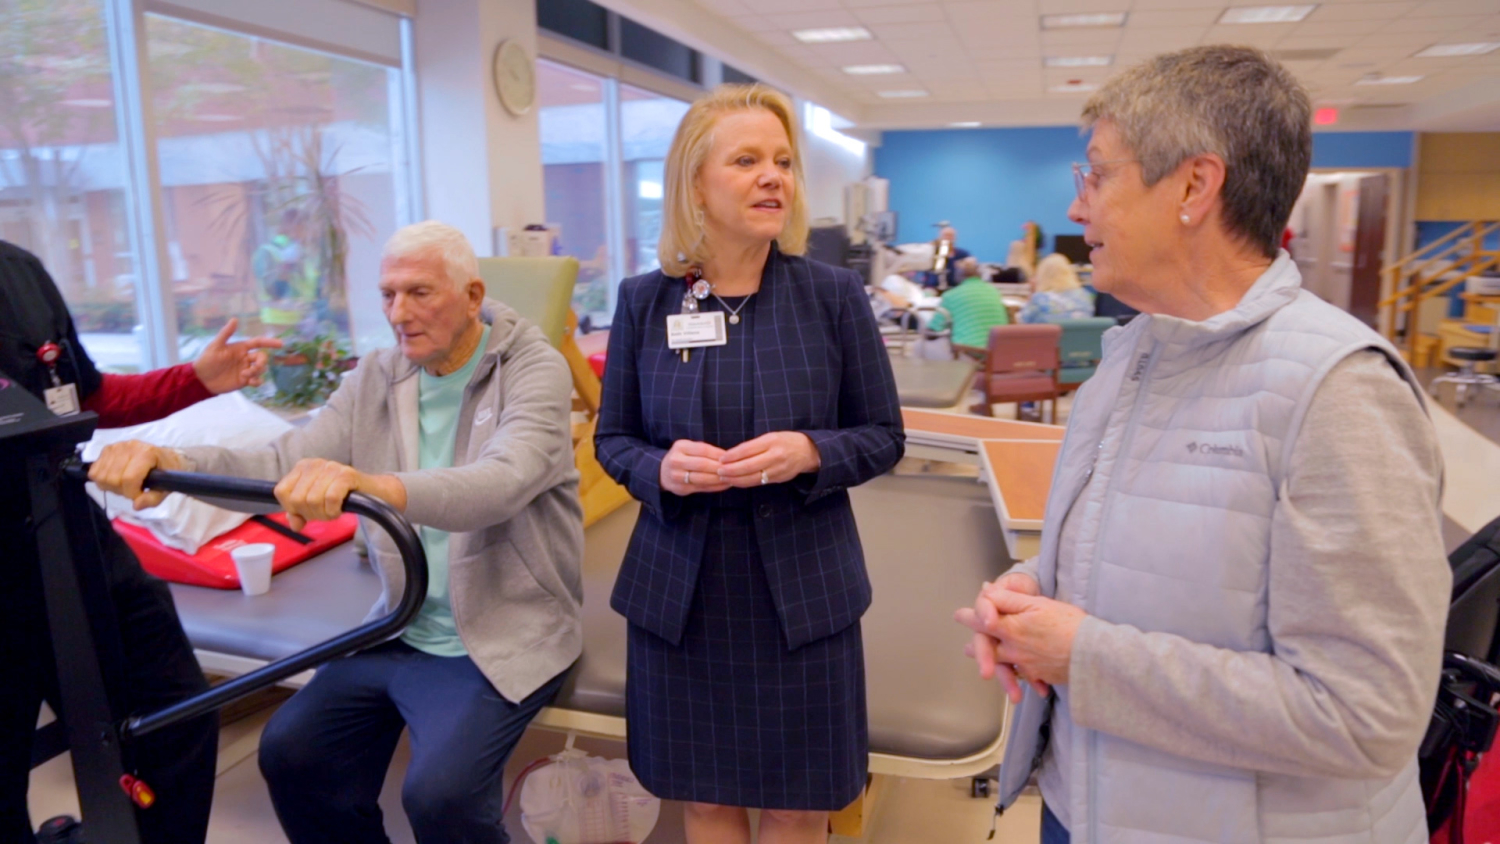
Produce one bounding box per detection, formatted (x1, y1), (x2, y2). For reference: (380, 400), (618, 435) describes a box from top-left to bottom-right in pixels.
(1391, 253), (1500, 313)
(1380, 221), (1500, 308)
(1382, 221), (1480, 276)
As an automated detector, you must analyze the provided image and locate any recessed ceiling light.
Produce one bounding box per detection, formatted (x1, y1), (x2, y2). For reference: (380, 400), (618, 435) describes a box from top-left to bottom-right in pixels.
(877, 89), (929, 98)
(1355, 74), (1423, 85)
(949, 121), (982, 127)
(59, 98), (113, 108)
(1045, 55), (1112, 67)
(843, 64), (905, 75)
(1414, 42), (1500, 57)
(792, 27), (872, 43)
(1218, 5), (1317, 24)
(1050, 82), (1101, 93)
(1041, 12), (1128, 29)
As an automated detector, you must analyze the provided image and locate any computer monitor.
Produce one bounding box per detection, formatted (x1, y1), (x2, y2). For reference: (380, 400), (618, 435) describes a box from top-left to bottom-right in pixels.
(1053, 234), (1092, 266)
(864, 210), (897, 243)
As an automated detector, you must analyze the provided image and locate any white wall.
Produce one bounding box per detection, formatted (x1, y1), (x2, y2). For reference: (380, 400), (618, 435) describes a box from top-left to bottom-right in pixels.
(799, 105), (872, 225)
(413, 0), (544, 256)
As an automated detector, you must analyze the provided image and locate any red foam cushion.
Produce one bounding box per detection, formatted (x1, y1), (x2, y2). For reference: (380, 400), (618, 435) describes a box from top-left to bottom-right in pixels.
(114, 512), (358, 589)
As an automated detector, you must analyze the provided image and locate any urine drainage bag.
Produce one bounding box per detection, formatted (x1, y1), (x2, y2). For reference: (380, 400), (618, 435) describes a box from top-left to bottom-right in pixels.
(519, 749), (661, 844)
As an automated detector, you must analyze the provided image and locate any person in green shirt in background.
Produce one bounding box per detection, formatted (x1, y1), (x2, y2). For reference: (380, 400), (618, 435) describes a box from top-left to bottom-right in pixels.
(926, 256), (1010, 349)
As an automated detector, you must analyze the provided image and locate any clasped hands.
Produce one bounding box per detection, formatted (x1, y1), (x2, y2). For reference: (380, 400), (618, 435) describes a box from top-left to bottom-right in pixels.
(955, 572), (1088, 704)
(659, 432), (820, 496)
(89, 441), (407, 531)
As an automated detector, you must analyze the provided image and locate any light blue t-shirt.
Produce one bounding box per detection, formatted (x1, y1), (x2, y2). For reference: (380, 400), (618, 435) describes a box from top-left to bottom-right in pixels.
(401, 324), (490, 657)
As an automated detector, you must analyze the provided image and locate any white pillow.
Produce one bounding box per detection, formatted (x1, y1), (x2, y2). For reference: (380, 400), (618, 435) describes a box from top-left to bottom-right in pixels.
(83, 392), (294, 554)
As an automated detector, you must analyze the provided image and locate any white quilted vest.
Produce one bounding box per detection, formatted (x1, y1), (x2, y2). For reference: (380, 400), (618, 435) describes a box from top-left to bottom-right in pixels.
(996, 254), (1429, 844)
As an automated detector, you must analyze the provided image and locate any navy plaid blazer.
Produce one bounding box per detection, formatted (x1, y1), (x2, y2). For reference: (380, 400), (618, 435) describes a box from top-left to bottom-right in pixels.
(595, 248), (905, 649)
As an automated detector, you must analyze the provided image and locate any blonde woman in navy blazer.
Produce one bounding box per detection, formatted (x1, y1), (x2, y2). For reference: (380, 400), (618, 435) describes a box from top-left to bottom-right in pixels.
(595, 85), (903, 843)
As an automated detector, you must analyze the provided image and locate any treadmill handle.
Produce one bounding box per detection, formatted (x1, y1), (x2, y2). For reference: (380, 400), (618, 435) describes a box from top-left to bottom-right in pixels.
(65, 462), (429, 741)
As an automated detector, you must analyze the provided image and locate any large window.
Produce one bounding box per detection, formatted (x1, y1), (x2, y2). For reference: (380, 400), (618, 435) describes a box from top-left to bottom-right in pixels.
(0, 0), (415, 373)
(0, 0), (145, 370)
(538, 59), (611, 326)
(147, 15), (404, 355)
(538, 60), (688, 328)
(621, 84), (688, 279)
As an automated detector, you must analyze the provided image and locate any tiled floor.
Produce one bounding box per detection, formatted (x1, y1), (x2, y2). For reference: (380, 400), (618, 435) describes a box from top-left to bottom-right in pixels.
(29, 364), (1500, 844)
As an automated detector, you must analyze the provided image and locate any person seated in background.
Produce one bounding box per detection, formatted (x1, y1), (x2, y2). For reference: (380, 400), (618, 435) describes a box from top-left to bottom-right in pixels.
(871, 269), (928, 330)
(926, 256), (1010, 349)
(90, 221), (584, 844)
(1, 238), (282, 844)
(1018, 253), (1095, 323)
(926, 225), (972, 289)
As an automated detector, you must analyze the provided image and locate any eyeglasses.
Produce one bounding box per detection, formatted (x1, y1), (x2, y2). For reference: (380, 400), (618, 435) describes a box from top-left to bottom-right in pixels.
(1072, 158), (1141, 201)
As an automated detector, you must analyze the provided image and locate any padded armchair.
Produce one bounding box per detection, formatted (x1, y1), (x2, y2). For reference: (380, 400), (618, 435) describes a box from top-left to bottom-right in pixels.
(475, 256), (580, 348)
(1051, 317), (1114, 393)
(972, 323), (1062, 421)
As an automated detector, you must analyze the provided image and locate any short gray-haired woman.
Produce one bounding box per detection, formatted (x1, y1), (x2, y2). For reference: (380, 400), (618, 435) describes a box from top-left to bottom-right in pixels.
(957, 45), (1450, 844)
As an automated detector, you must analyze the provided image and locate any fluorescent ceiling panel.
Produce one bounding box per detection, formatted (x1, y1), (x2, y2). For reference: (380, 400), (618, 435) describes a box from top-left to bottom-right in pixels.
(1414, 42), (1499, 57)
(1044, 55), (1113, 67)
(1041, 12), (1128, 28)
(1354, 74), (1423, 84)
(843, 64), (906, 74)
(792, 27), (873, 43)
(877, 89), (930, 98)
(1050, 82), (1101, 93)
(1218, 5), (1317, 24)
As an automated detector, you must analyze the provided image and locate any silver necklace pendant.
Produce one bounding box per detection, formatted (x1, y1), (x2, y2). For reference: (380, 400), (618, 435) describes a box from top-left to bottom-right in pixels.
(691, 278), (712, 300)
(728, 313), (740, 325)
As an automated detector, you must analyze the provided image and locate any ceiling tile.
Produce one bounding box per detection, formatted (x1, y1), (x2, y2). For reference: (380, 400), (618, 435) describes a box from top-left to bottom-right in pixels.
(765, 11), (868, 30)
(799, 40), (904, 64)
(749, 0), (845, 10)
(729, 14), (780, 31)
(842, 0), (940, 7)
(1116, 25), (1208, 49)
(959, 32), (1044, 54)
(1131, 0), (1240, 10)
(694, 0), (758, 15)
(753, 29), (801, 45)
(1292, 19), (1388, 36)
(1275, 36), (1361, 52)
(1380, 13), (1490, 29)
(943, 0), (1040, 25)
(1405, 0), (1500, 18)
(1357, 28), (1453, 44)
(1306, 1), (1419, 20)
(1040, 28), (1123, 47)
(1038, 0), (1129, 12)
(853, 4), (949, 24)
(868, 20), (965, 40)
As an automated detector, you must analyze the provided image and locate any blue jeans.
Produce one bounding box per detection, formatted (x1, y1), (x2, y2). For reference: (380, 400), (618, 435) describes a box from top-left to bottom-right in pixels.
(258, 641), (568, 844)
(1042, 803), (1071, 844)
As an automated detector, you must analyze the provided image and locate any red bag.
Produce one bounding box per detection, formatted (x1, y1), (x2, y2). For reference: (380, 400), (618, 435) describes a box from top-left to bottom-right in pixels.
(114, 512), (358, 589)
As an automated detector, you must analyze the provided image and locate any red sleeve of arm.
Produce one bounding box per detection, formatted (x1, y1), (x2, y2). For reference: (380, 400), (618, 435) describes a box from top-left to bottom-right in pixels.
(82, 363), (214, 428)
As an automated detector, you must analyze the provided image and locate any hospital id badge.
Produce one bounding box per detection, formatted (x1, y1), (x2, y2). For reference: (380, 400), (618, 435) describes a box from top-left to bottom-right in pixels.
(667, 312), (728, 350)
(45, 382), (80, 416)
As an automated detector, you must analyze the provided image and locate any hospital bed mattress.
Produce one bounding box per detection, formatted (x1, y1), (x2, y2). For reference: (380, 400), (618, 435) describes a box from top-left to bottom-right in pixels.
(169, 471), (1013, 764)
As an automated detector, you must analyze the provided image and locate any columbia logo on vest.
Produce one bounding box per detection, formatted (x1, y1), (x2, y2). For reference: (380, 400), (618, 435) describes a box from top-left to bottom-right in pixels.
(1186, 442), (1245, 457)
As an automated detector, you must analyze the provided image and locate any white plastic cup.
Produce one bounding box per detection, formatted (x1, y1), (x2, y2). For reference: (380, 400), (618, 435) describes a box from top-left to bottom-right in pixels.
(231, 543), (275, 596)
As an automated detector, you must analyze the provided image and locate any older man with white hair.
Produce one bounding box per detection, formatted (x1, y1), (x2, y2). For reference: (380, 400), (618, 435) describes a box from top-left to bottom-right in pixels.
(90, 221), (583, 844)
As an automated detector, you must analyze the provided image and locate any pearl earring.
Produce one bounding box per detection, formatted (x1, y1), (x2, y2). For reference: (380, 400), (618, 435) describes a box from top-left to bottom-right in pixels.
(1180, 214), (1191, 224)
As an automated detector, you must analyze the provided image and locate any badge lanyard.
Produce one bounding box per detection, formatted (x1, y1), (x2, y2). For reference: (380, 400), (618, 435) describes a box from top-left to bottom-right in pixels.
(37, 340), (80, 416)
(678, 268), (713, 363)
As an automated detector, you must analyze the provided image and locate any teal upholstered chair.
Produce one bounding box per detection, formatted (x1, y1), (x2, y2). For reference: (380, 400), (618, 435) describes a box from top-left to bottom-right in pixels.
(1051, 316), (1115, 392)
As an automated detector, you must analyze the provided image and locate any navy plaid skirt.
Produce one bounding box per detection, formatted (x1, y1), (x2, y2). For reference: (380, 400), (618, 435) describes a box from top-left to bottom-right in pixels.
(625, 505), (868, 810)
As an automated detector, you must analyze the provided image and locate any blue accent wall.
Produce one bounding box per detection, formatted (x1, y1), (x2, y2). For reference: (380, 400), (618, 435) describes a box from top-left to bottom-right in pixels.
(874, 128), (1416, 262)
(873, 126), (1086, 263)
(1309, 132), (1413, 169)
